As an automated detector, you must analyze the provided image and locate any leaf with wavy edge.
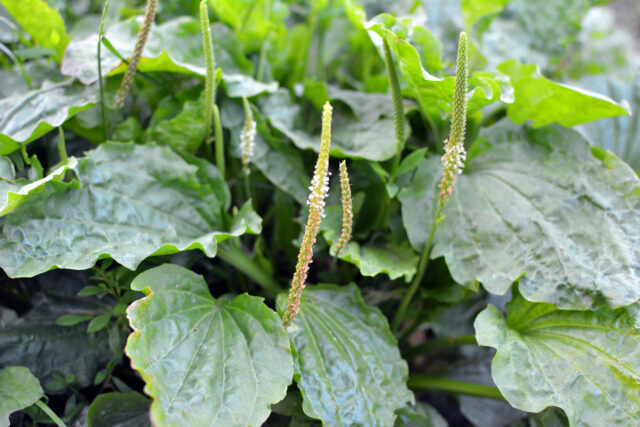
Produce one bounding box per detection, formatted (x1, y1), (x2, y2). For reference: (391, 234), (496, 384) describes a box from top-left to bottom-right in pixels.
(475, 287), (640, 426)
(0, 366), (44, 427)
(402, 120), (640, 310)
(125, 264), (292, 427)
(0, 80), (98, 154)
(277, 285), (413, 426)
(0, 142), (260, 277)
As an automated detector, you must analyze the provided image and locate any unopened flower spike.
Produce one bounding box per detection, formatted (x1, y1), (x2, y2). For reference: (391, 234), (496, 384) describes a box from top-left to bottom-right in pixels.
(334, 160), (353, 258)
(114, 0), (157, 109)
(282, 101), (333, 328)
(241, 97), (256, 175)
(437, 31), (468, 219)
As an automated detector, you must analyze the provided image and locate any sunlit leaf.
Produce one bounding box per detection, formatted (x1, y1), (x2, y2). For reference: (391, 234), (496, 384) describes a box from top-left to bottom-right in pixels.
(0, 366), (44, 427)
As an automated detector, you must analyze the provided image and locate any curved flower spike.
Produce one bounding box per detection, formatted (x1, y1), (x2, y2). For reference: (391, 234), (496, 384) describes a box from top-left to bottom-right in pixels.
(334, 160), (353, 258)
(282, 101), (333, 328)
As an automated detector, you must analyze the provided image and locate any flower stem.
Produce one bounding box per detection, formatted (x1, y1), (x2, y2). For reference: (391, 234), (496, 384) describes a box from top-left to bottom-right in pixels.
(97, 0), (111, 141)
(213, 104), (225, 177)
(57, 127), (67, 163)
(35, 400), (66, 427)
(217, 241), (281, 296)
(408, 376), (504, 401)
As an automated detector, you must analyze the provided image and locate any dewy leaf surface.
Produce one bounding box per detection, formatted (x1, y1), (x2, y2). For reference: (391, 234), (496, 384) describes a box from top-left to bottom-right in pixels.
(277, 285), (413, 426)
(499, 59), (630, 128)
(475, 287), (640, 426)
(402, 120), (640, 310)
(125, 264), (293, 427)
(0, 366), (44, 427)
(0, 80), (98, 154)
(0, 142), (259, 277)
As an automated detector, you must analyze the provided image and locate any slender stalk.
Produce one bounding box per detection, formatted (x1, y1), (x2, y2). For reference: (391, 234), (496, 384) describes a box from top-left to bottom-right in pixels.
(383, 39), (406, 181)
(57, 127), (67, 163)
(97, 0), (111, 141)
(217, 242), (281, 296)
(392, 33), (468, 331)
(408, 376), (505, 400)
(405, 334), (477, 358)
(20, 144), (30, 166)
(255, 0), (271, 81)
(35, 400), (67, 427)
(213, 104), (225, 177)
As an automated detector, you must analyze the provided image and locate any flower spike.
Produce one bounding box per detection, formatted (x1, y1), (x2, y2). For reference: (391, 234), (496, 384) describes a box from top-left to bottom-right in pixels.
(240, 97), (256, 174)
(282, 101), (333, 328)
(334, 160), (353, 258)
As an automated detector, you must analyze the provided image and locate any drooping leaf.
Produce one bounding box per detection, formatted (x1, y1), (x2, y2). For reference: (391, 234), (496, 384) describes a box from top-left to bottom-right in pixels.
(498, 59), (629, 128)
(0, 158), (77, 216)
(61, 17), (274, 98)
(475, 287), (640, 426)
(0, 293), (112, 391)
(401, 120), (640, 310)
(86, 392), (151, 427)
(125, 264), (293, 427)
(0, 0), (69, 61)
(0, 366), (44, 427)
(0, 142), (260, 278)
(394, 402), (447, 427)
(0, 80), (98, 154)
(577, 74), (640, 170)
(277, 285), (414, 426)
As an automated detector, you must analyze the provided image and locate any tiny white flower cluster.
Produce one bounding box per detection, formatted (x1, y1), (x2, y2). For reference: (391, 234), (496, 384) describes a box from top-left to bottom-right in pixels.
(441, 139), (466, 176)
(241, 118), (256, 173)
(306, 169), (331, 215)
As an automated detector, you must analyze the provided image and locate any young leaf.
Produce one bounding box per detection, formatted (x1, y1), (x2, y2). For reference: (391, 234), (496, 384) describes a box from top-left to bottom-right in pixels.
(87, 313), (111, 334)
(277, 285), (414, 426)
(0, 81), (98, 155)
(86, 392), (151, 427)
(499, 59), (630, 127)
(0, 366), (44, 427)
(125, 264), (293, 426)
(403, 120), (640, 310)
(475, 287), (640, 426)
(55, 314), (92, 327)
(0, 143), (260, 278)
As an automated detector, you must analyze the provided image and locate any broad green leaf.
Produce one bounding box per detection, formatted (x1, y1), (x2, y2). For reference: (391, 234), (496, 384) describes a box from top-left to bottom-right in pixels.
(61, 17), (274, 98)
(0, 157), (77, 216)
(461, 0), (511, 31)
(147, 95), (208, 153)
(86, 392), (151, 427)
(222, 99), (310, 204)
(498, 59), (630, 127)
(262, 87), (403, 161)
(0, 0), (69, 61)
(277, 285), (413, 426)
(0, 366), (44, 427)
(125, 264), (293, 427)
(0, 293), (112, 390)
(0, 80), (98, 154)
(577, 74), (640, 170)
(0, 142), (259, 278)
(321, 205), (419, 281)
(402, 120), (640, 310)
(395, 402), (447, 427)
(475, 287), (640, 426)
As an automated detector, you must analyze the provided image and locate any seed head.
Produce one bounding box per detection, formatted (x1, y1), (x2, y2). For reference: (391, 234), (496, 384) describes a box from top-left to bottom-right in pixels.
(334, 160), (353, 257)
(241, 97), (256, 174)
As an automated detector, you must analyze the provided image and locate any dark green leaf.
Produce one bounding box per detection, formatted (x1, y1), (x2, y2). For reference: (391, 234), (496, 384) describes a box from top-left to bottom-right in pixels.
(87, 313), (111, 334)
(277, 285), (413, 426)
(86, 392), (151, 427)
(0, 366), (44, 427)
(125, 264), (293, 426)
(0, 143), (259, 278)
(56, 314), (92, 326)
(475, 287), (640, 426)
(395, 148), (428, 177)
(394, 402), (447, 427)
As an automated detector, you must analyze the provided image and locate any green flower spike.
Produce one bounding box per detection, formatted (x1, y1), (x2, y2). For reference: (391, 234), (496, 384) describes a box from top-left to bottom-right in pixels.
(334, 160), (353, 258)
(282, 101), (333, 328)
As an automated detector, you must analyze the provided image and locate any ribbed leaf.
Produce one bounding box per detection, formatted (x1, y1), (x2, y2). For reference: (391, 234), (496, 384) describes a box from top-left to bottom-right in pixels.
(278, 285), (413, 426)
(0, 367), (44, 427)
(402, 120), (640, 310)
(475, 287), (640, 426)
(0, 143), (260, 277)
(0, 80), (98, 154)
(86, 392), (151, 427)
(125, 264), (292, 427)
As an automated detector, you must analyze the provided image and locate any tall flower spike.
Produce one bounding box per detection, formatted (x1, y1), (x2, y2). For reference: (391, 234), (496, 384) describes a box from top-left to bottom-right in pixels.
(282, 102), (333, 328)
(438, 32), (468, 211)
(241, 97), (256, 174)
(334, 160), (352, 258)
(113, 0), (157, 109)
(200, 0), (216, 133)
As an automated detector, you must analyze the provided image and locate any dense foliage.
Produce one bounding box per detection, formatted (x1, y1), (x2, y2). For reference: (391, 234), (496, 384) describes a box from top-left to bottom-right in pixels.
(0, 0), (639, 426)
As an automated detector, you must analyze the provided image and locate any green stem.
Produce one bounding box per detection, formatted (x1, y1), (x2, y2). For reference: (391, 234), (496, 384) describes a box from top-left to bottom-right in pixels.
(57, 127), (67, 163)
(35, 400), (67, 427)
(20, 144), (30, 166)
(217, 242), (281, 296)
(97, 0), (112, 141)
(408, 376), (505, 401)
(405, 334), (477, 358)
(244, 172), (252, 203)
(391, 204), (441, 331)
(213, 104), (225, 177)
